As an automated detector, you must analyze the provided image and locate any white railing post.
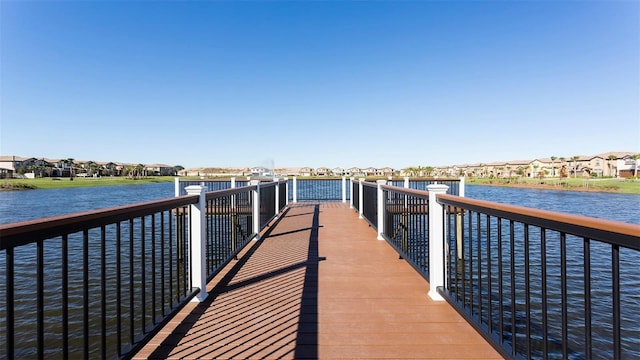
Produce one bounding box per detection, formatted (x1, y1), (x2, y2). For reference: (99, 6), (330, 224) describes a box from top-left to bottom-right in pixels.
(427, 184), (449, 301)
(342, 176), (347, 203)
(376, 180), (386, 240)
(230, 177), (237, 211)
(185, 185), (208, 302)
(174, 177), (181, 197)
(349, 177), (354, 208)
(403, 176), (409, 209)
(285, 177), (289, 206)
(251, 180), (261, 240)
(292, 176), (298, 203)
(457, 176), (464, 260)
(358, 178), (364, 219)
(274, 177), (280, 218)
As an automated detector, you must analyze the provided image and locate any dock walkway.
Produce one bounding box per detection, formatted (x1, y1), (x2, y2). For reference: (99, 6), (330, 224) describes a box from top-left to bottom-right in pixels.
(134, 202), (502, 359)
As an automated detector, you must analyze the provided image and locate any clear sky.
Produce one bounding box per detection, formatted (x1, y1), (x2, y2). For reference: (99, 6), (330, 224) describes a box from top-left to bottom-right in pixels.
(1, 1), (638, 169)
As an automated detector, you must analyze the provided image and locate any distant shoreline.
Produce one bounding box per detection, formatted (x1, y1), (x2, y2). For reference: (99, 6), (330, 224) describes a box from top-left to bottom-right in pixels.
(1, 177), (174, 191)
(3, 176), (639, 195)
(469, 182), (618, 193)
(467, 178), (640, 195)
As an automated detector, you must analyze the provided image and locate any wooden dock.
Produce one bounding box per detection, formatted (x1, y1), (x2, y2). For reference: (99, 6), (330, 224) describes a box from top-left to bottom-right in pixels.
(134, 202), (502, 359)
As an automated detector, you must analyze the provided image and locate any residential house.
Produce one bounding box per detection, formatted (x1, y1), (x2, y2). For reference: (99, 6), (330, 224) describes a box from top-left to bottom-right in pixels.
(299, 167), (313, 177)
(314, 167), (331, 176)
(361, 167), (377, 176)
(249, 166), (271, 177)
(100, 162), (124, 176)
(348, 167), (363, 177)
(378, 167), (395, 177)
(595, 152), (635, 177)
(331, 167), (346, 176)
(0, 155), (23, 176)
(146, 164), (176, 176)
(618, 154), (639, 178)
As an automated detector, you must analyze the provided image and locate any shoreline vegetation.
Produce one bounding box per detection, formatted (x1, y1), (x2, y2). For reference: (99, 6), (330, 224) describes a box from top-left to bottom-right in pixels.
(1, 176), (639, 195)
(0, 176), (174, 190)
(466, 177), (640, 194)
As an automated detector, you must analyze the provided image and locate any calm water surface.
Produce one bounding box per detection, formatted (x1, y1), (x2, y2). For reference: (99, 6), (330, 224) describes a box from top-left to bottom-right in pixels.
(0, 182), (174, 224)
(466, 185), (640, 224)
(2, 183), (637, 225)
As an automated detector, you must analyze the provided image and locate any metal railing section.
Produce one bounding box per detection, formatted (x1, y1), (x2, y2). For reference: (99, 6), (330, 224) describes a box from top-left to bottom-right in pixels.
(360, 181), (378, 228)
(289, 177), (347, 202)
(389, 177), (463, 196)
(278, 181), (288, 210)
(0, 196), (199, 359)
(351, 180), (360, 212)
(436, 194), (640, 359)
(259, 181), (279, 229)
(381, 186), (430, 278)
(176, 178), (249, 196)
(203, 187), (255, 281)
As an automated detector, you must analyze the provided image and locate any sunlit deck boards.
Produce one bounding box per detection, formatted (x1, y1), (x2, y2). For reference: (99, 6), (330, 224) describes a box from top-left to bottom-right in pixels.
(134, 202), (502, 359)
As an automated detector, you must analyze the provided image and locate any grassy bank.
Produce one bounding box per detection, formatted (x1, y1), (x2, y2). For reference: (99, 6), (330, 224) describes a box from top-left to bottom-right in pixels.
(1, 176), (175, 190)
(4, 175), (639, 194)
(467, 177), (640, 194)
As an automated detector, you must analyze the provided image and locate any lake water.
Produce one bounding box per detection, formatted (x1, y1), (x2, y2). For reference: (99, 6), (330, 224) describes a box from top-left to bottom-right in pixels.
(0, 182), (175, 225)
(465, 185), (640, 225)
(2, 182), (638, 225)
(0, 183), (638, 358)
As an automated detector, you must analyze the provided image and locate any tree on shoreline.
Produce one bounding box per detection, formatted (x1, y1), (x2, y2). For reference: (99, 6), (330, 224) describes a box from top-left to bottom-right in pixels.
(571, 156), (580, 178)
(607, 154), (618, 177)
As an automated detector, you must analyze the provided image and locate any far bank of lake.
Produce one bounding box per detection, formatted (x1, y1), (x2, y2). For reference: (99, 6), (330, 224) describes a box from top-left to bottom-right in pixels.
(467, 177), (640, 194)
(4, 175), (640, 194)
(0, 176), (174, 191)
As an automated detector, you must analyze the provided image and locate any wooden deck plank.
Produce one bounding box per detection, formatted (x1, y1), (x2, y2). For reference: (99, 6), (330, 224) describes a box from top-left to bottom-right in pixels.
(134, 202), (502, 359)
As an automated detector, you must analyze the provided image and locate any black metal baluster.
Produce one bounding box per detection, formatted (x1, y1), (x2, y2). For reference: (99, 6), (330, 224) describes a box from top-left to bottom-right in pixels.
(486, 214), (493, 334)
(169, 211), (174, 307)
(183, 211), (189, 296)
(497, 218), (504, 346)
(476, 212), (481, 320)
(612, 244), (620, 360)
(83, 229), (89, 359)
(160, 212), (166, 315)
(469, 211), (474, 315)
(510, 220), (516, 358)
(37, 239), (44, 359)
(116, 223), (122, 356)
(541, 229), (548, 359)
(62, 234), (69, 359)
(524, 224), (531, 359)
(214, 197), (220, 271)
(129, 219), (135, 346)
(458, 210), (471, 309)
(101, 225), (107, 359)
(584, 237), (591, 359)
(6, 246), (14, 359)
(561, 232), (568, 359)
(152, 214), (157, 325)
(141, 217), (146, 333)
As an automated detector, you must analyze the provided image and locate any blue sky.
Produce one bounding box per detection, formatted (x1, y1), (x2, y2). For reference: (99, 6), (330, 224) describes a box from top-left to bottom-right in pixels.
(1, 1), (638, 169)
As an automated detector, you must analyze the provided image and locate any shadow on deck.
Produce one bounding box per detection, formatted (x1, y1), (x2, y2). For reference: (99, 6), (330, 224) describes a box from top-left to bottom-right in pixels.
(134, 203), (502, 359)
